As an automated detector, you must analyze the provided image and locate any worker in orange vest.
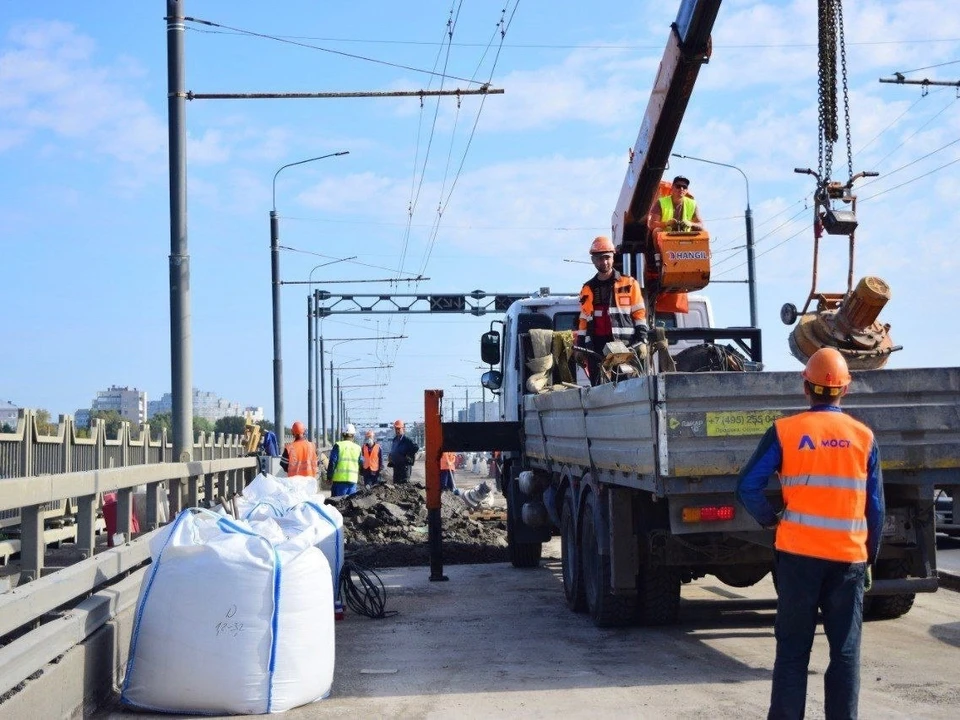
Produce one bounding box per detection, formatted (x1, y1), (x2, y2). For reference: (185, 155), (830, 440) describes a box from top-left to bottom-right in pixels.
(439, 451), (457, 492)
(575, 235), (648, 385)
(737, 348), (885, 720)
(361, 430), (383, 487)
(280, 420), (318, 478)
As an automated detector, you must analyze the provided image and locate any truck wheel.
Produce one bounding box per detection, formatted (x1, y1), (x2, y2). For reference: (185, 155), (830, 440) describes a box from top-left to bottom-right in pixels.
(507, 510), (542, 568)
(635, 566), (681, 626)
(561, 493), (585, 612)
(864, 560), (915, 620)
(580, 493), (635, 627)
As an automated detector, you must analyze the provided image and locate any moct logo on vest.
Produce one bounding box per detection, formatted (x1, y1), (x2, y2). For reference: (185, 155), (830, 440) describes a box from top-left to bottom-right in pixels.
(798, 435), (852, 450)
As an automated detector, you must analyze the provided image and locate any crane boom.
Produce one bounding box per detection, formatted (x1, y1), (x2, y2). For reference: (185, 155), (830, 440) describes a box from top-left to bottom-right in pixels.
(611, 0), (721, 254)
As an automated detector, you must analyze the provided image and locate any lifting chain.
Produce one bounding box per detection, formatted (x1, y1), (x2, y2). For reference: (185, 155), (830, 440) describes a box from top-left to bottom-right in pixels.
(816, 0), (853, 186)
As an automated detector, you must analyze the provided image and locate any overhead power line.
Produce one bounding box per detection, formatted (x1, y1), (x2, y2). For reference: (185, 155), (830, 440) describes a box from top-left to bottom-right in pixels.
(181, 16), (485, 85)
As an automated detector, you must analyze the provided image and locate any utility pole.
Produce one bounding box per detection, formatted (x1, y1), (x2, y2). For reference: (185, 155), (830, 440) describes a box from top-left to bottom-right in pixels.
(166, 0), (192, 473)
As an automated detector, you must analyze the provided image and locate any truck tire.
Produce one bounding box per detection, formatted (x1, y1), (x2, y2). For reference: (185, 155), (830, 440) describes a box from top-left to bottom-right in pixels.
(507, 510), (542, 568)
(635, 566), (681, 626)
(864, 560), (915, 620)
(580, 492), (635, 627)
(504, 460), (542, 568)
(561, 493), (586, 612)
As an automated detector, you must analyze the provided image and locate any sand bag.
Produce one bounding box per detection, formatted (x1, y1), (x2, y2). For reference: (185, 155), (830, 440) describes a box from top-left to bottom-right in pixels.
(121, 508), (334, 715)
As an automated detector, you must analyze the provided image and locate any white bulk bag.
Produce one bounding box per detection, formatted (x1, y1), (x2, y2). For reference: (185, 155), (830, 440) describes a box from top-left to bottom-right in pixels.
(121, 509), (334, 715)
(277, 500), (344, 604)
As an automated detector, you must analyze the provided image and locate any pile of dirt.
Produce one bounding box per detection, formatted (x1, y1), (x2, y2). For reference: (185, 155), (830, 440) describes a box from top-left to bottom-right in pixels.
(325, 481), (508, 568)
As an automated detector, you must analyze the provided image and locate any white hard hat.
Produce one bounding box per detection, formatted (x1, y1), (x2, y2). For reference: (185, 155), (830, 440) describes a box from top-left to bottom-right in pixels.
(344, 423), (357, 436)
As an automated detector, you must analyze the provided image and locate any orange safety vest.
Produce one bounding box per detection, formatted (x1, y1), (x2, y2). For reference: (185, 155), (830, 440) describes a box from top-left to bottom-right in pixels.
(774, 411), (873, 562)
(284, 439), (318, 477)
(440, 452), (456, 471)
(577, 272), (646, 347)
(362, 443), (381, 473)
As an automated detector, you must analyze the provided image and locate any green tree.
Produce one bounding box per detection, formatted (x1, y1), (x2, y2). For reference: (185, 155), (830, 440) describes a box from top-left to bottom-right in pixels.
(215, 416), (247, 436)
(1, 422), (14, 434)
(147, 412), (173, 441)
(193, 416), (214, 441)
(260, 419), (275, 432)
(34, 409), (58, 436)
(90, 409), (126, 438)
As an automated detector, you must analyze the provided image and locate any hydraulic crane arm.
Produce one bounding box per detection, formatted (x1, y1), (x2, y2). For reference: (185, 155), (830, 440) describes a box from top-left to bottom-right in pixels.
(611, 0), (721, 254)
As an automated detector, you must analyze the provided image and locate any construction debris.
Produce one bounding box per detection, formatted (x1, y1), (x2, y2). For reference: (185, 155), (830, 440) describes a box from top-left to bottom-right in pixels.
(326, 481), (508, 568)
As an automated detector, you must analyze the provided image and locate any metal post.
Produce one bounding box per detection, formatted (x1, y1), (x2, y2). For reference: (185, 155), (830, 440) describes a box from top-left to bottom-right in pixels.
(745, 204), (758, 329)
(425, 389), (447, 582)
(336, 378), (341, 436)
(319, 332), (326, 445)
(167, 0), (193, 463)
(329, 360), (335, 438)
(270, 208), (283, 442)
(307, 294), (314, 443)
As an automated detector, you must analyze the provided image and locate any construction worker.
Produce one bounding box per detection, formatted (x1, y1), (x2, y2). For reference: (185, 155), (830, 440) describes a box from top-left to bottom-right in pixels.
(439, 451), (457, 492)
(736, 348), (885, 720)
(387, 419), (419, 484)
(575, 235), (648, 385)
(647, 175), (704, 232)
(326, 424), (362, 497)
(361, 430), (383, 487)
(280, 421), (318, 478)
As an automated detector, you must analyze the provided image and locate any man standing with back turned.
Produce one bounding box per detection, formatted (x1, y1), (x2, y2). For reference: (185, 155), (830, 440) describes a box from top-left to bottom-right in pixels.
(737, 348), (885, 720)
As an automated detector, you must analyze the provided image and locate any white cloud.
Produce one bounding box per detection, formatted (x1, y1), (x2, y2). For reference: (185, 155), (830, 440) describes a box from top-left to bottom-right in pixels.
(0, 20), (166, 179)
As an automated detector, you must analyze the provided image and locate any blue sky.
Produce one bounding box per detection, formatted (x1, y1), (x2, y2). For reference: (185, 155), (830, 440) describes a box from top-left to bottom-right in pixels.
(2, 0), (959, 431)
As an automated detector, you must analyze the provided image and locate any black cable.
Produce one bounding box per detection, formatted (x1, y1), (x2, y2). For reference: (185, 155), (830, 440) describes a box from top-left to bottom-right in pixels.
(338, 559), (397, 619)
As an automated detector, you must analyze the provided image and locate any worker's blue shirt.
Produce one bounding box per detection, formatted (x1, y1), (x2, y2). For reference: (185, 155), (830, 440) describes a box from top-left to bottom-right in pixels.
(736, 405), (885, 563)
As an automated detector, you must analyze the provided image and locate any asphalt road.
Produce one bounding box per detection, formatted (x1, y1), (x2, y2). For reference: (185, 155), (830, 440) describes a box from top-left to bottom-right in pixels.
(104, 536), (960, 720)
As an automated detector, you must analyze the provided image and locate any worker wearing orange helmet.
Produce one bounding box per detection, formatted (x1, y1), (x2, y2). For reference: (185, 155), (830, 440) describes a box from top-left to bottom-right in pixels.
(737, 348), (885, 719)
(386, 419), (419, 484)
(361, 430), (383, 487)
(279, 420), (318, 478)
(575, 235), (648, 385)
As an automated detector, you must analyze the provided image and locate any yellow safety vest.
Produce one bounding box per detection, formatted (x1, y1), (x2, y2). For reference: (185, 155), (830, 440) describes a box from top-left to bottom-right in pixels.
(332, 440), (361, 485)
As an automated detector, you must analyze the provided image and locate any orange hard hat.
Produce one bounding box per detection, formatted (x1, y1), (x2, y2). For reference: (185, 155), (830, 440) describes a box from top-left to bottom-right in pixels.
(589, 236), (615, 255)
(393, 419), (405, 429)
(802, 348), (851, 388)
(291, 420), (305, 437)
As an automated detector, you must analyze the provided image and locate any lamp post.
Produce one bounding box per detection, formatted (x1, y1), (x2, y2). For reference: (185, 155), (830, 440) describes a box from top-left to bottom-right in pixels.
(305, 258), (356, 445)
(270, 151), (348, 444)
(671, 153), (758, 328)
(324, 336), (404, 442)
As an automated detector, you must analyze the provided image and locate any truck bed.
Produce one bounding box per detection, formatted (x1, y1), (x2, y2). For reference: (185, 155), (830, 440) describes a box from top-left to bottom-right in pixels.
(522, 367), (960, 495)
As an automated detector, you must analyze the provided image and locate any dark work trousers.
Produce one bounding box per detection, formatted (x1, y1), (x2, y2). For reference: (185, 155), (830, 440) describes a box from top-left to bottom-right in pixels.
(392, 464), (411, 484)
(769, 550), (867, 720)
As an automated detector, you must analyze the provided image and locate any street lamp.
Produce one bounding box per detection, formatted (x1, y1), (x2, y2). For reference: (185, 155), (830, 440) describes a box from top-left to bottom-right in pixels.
(671, 153), (758, 328)
(325, 336), (404, 442)
(305, 257), (356, 445)
(270, 150), (349, 443)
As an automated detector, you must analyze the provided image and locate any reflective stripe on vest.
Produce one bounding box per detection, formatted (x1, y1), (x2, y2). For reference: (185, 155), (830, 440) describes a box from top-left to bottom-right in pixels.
(577, 273), (646, 346)
(659, 195), (697, 224)
(285, 439), (318, 477)
(774, 411), (873, 562)
(332, 441), (361, 484)
(362, 443), (381, 473)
